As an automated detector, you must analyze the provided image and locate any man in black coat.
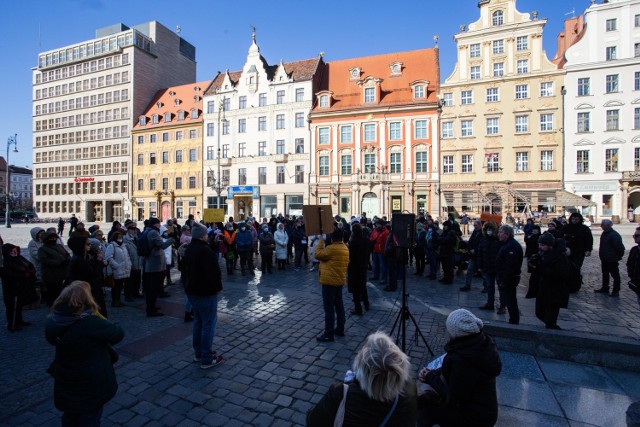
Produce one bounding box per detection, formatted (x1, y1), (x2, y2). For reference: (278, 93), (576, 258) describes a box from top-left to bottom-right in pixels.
(38, 230), (71, 306)
(563, 212), (593, 271)
(596, 219), (625, 297)
(460, 219), (482, 291)
(438, 221), (458, 285)
(495, 225), (523, 325)
(184, 222), (224, 369)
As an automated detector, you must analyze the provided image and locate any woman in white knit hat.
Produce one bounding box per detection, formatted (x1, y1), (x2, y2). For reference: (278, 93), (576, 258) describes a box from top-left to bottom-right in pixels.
(417, 308), (502, 427)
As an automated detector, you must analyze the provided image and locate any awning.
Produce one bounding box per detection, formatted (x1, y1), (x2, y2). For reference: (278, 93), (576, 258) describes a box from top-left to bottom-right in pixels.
(548, 190), (597, 207)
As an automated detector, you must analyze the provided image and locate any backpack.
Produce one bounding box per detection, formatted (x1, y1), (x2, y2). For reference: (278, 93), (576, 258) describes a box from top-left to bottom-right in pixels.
(136, 231), (151, 257)
(567, 259), (582, 293)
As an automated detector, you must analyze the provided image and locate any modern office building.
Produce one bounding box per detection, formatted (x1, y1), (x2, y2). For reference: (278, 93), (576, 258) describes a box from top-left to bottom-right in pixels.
(32, 21), (196, 222)
(308, 48), (441, 218)
(564, 0), (640, 222)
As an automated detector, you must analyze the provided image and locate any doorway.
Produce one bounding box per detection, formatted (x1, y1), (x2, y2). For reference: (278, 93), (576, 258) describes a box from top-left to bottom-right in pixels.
(361, 192), (380, 218)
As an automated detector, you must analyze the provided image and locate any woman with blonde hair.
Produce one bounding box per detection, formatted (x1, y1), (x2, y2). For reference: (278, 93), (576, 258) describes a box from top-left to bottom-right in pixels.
(46, 281), (124, 427)
(307, 331), (417, 426)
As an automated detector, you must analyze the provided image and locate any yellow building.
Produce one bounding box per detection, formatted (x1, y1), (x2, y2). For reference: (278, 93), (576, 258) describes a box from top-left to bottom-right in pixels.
(439, 0), (565, 217)
(131, 82), (209, 222)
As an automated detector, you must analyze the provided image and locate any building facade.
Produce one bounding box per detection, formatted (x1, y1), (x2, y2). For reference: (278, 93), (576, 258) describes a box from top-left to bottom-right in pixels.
(564, 0), (640, 221)
(439, 0), (566, 218)
(309, 49), (441, 219)
(202, 33), (322, 219)
(131, 82), (209, 222)
(32, 21), (196, 222)
(9, 166), (34, 211)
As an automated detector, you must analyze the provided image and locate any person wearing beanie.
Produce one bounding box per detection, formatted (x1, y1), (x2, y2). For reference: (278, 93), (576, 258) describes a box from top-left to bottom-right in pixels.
(142, 217), (175, 317)
(417, 308), (501, 427)
(438, 220), (458, 285)
(190, 223), (208, 241)
(527, 232), (571, 330)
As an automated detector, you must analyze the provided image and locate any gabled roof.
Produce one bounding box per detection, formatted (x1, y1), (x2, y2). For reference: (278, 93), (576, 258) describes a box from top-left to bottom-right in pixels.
(133, 80), (210, 130)
(313, 48), (440, 112)
(204, 57), (321, 95)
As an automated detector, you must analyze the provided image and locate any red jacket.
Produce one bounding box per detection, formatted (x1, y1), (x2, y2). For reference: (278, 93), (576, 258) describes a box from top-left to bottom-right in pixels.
(370, 228), (389, 254)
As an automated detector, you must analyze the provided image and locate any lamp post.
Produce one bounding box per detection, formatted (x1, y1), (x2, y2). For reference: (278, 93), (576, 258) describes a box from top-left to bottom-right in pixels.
(215, 99), (228, 209)
(5, 134), (17, 228)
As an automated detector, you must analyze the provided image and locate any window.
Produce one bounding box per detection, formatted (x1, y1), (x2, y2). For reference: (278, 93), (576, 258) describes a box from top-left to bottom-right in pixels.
(276, 140), (285, 154)
(175, 150), (183, 162)
(319, 127), (330, 144)
(189, 129), (197, 139)
(137, 153), (143, 165)
(636, 72), (640, 91)
(461, 154), (473, 173)
(487, 88), (499, 102)
(162, 151), (169, 164)
(606, 110), (619, 131)
(295, 165), (304, 183)
(189, 148), (197, 162)
(487, 154), (500, 172)
(319, 156), (330, 176)
(493, 62), (504, 77)
(540, 82), (553, 97)
(175, 177), (182, 189)
(139, 116), (146, 126)
(137, 135), (144, 145)
(577, 112), (590, 132)
(364, 124), (376, 142)
(516, 152), (529, 171)
(277, 166), (285, 184)
(341, 125), (352, 143)
(606, 18), (617, 31)
(414, 85), (425, 98)
(470, 66), (481, 80)
(259, 93), (267, 107)
(258, 116), (266, 131)
(606, 74), (619, 93)
(517, 59), (529, 74)
(515, 115), (529, 133)
(389, 152), (402, 174)
(492, 10), (504, 26)
(295, 112), (304, 128)
(636, 14), (640, 28)
(442, 122), (454, 138)
(516, 36), (528, 51)
(576, 150), (590, 173)
(276, 114), (285, 129)
(415, 120), (427, 139)
(222, 145), (229, 158)
(461, 120), (473, 137)
(578, 78), (590, 96)
(461, 90), (472, 105)
(443, 156), (454, 174)
(515, 84), (528, 99)
(222, 120), (229, 135)
(389, 122), (401, 140)
(635, 108), (640, 129)
(364, 87), (375, 103)
(606, 148), (618, 172)
(149, 178), (156, 190)
(149, 153), (156, 165)
(541, 150), (553, 171)
(162, 132), (169, 142)
(295, 88), (304, 102)
(238, 118), (246, 133)
(341, 154), (352, 175)
(606, 46), (617, 61)
(238, 168), (247, 185)
(206, 123), (214, 137)
(635, 43), (640, 58)
(162, 178), (168, 190)
(364, 153), (376, 172)
(239, 96), (246, 109)
(137, 179), (143, 191)
(258, 167), (266, 185)
(276, 90), (285, 104)
(291, 138), (303, 154)
(176, 131), (183, 140)
(442, 93), (453, 107)
(486, 118), (499, 135)
(238, 142), (246, 157)
(636, 148), (640, 171)
(415, 152), (428, 173)
(493, 40), (504, 54)
(470, 43), (481, 58)
(258, 141), (267, 156)
(540, 114), (554, 131)
(319, 95), (329, 107)
(207, 147), (215, 160)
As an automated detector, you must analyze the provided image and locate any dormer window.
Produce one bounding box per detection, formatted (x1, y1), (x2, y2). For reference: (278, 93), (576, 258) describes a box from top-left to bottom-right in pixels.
(364, 87), (375, 103)
(190, 108), (198, 119)
(174, 99), (180, 106)
(492, 10), (504, 26)
(194, 95), (200, 103)
(410, 80), (430, 100)
(139, 116), (146, 126)
(414, 85), (425, 99)
(164, 112), (171, 123)
(320, 95), (329, 108)
(156, 102), (163, 109)
(177, 110), (185, 121)
(390, 62), (403, 76)
(194, 86), (200, 93)
(169, 91), (175, 97)
(349, 67), (360, 79)
(152, 114), (159, 124)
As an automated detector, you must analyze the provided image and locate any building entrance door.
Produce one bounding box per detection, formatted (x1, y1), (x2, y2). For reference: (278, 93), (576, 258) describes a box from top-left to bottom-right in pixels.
(361, 192), (380, 218)
(161, 201), (171, 222)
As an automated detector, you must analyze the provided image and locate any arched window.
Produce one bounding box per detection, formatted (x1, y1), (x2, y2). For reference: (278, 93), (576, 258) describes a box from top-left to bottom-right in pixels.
(492, 10), (504, 26)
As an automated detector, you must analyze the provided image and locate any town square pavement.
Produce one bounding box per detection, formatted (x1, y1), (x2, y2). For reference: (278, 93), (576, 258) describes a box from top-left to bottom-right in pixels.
(1, 222), (639, 426)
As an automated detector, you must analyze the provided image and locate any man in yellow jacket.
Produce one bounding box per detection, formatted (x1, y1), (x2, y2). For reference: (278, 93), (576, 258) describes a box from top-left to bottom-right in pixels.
(314, 229), (350, 342)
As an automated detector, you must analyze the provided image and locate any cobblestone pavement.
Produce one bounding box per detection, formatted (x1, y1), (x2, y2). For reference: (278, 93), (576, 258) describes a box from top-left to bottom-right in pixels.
(1, 222), (639, 426)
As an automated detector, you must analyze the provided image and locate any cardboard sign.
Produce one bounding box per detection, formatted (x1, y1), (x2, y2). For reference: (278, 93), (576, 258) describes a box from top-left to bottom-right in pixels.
(302, 205), (334, 236)
(203, 209), (225, 224)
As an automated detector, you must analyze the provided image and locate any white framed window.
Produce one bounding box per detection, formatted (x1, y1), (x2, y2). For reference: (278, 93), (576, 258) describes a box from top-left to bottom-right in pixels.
(517, 59), (529, 74)
(295, 88), (304, 102)
(318, 127), (330, 144)
(276, 90), (285, 104)
(319, 95), (329, 107)
(470, 43), (481, 58)
(461, 154), (473, 173)
(635, 108), (640, 129)
(605, 148), (618, 172)
(415, 120), (427, 139)
(295, 112), (305, 128)
(606, 74), (619, 93)
(364, 153), (376, 173)
(461, 90), (473, 105)
(487, 154), (500, 172)
(389, 122), (402, 140)
(442, 93), (453, 107)
(515, 84), (528, 99)
(239, 96), (247, 109)
(486, 87), (499, 102)
(276, 114), (285, 129)
(259, 93), (267, 107)
(493, 40), (504, 54)
(341, 154), (352, 175)
(540, 82), (553, 97)
(415, 152), (428, 173)
(442, 122), (454, 138)
(606, 46), (617, 61)
(606, 110), (619, 131)
(577, 112), (590, 132)
(461, 120), (473, 137)
(606, 18), (617, 32)
(515, 115), (529, 133)
(470, 66), (481, 80)
(492, 10), (504, 26)
(340, 125), (352, 143)
(443, 156), (454, 174)
(364, 87), (375, 103)
(238, 118), (246, 133)
(541, 150), (553, 171)
(390, 152), (402, 173)
(414, 85), (425, 98)
(516, 152), (529, 171)
(578, 78), (590, 96)
(364, 123), (376, 142)
(319, 156), (330, 176)
(636, 14), (640, 28)
(577, 150), (589, 173)
(540, 113), (554, 131)
(486, 118), (499, 135)
(258, 116), (267, 131)
(493, 62), (504, 77)
(635, 43), (640, 58)
(516, 35), (528, 51)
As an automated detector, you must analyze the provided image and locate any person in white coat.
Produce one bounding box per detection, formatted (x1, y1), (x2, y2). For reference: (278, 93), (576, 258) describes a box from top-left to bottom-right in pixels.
(274, 223), (289, 271)
(160, 226), (174, 289)
(104, 231), (132, 307)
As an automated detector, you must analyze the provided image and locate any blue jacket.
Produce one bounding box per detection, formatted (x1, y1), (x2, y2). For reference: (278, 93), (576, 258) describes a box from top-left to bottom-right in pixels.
(235, 229), (254, 252)
(599, 228), (625, 263)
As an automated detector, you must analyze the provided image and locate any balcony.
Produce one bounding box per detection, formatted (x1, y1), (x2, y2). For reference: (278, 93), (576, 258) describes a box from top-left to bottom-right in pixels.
(273, 154), (288, 163)
(219, 157), (232, 166)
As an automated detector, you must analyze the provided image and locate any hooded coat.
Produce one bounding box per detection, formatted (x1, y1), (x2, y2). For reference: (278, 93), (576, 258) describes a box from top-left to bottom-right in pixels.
(104, 240), (132, 280)
(2, 244), (37, 297)
(563, 213), (593, 254)
(274, 225), (289, 260)
(66, 236), (108, 317)
(476, 223), (500, 275)
(38, 231), (71, 286)
(27, 227), (44, 281)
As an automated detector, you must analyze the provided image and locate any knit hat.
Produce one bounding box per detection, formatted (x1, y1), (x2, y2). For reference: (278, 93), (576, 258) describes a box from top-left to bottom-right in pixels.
(148, 217), (161, 227)
(446, 309), (483, 338)
(191, 223), (208, 240)
(538, 232), (555, 246)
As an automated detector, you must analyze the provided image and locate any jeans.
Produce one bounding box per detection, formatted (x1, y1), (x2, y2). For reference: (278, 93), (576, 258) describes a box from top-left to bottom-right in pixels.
(426, 248), (439, 278)
(321, 285), (345, 339)
(601, 260), (621, 292)
(484, 272), (503, 308)
(239, 250), (254, 273)
(464, 259), (477, 288)
(188, 294), (219, 363)
(61, 407), (103, 427)
(371, 252), (387, 282)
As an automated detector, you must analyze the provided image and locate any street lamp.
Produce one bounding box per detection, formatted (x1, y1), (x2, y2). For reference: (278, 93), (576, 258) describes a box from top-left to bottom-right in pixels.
(5, 134), (17, 228)
(215, 99), (228, 209)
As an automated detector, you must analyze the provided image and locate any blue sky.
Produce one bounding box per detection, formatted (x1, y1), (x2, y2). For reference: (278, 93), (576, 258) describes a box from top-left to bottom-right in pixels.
(0, 0), (591, 168)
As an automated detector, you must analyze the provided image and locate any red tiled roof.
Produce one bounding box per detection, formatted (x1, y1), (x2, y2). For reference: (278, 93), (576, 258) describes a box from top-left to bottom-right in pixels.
(133, 80), (211, 130)
(314, 48), (440, 112)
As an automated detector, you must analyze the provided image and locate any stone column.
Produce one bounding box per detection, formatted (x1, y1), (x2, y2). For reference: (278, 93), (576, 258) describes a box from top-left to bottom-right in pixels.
(621, 182), (630, 223)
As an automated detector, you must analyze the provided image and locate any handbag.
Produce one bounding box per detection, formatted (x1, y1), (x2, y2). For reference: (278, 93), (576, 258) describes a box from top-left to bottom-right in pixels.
(20, 280), (40, 306)
(333, 383), (399, 427)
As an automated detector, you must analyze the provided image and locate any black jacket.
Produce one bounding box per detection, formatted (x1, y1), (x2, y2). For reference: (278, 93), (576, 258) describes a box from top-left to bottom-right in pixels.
(38, 241), (71, 285)
(627, 245), (640, 284)
(495, 237), (523, 284)
(563, 223), (593, 254)
(599, 228), (625, 263)
(466, 228), (483, 261)
(184, 239), (222, 296)
(66, 236), (108, 317)
(477, 235), (500, 274)
(347, 235), (370, 293)
(532, 248), (571, 308)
